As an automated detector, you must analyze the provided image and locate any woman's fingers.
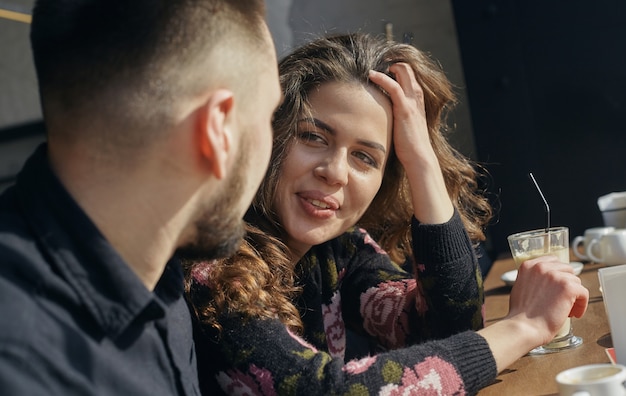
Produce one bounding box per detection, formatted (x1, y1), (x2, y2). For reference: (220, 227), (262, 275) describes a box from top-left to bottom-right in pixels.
(387, 63), (424, 102)
(368, 64), (424, 114)
(511, 256), (589, 334)
(368, 65), (429, 156)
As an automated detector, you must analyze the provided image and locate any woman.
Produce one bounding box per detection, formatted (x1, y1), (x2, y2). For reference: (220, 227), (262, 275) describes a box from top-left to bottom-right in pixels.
(185, 33), (588, 395)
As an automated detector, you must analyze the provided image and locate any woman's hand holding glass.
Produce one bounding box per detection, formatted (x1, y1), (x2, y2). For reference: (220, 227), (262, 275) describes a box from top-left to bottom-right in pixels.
(510, 257), (588, 346)
(479, 256), (589, 372)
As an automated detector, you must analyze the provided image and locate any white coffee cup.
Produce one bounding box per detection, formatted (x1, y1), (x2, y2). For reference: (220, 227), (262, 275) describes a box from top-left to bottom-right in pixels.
(556, 363), (626, 396)
(572, 227), (616, 261)
(599, 192), (626, 228)
(602, 208), (626, 229)
(587, 229), (626, 265)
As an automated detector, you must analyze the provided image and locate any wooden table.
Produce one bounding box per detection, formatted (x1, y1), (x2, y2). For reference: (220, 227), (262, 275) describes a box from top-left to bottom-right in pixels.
(478, 255), (611, 396)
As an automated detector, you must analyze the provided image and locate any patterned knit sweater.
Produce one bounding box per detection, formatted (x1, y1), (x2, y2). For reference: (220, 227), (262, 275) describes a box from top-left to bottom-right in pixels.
(190, 211), (497, 395)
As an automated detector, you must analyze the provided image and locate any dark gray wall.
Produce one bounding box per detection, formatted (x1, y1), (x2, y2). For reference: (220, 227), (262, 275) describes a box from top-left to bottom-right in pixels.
(0, 1), (38, 127)
(452, 0), (626, 256)
(0, 1), (41, 191)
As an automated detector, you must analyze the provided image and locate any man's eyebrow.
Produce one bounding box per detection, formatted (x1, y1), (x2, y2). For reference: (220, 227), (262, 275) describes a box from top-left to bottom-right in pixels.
(297, 117), (387, 154)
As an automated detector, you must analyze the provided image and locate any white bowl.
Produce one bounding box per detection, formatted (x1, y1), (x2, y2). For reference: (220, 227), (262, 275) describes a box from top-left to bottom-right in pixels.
(501, 262), (584, 287)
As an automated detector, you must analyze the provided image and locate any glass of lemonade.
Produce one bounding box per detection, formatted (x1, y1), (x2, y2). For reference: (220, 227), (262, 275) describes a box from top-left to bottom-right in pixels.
(507, 226), (583, 354)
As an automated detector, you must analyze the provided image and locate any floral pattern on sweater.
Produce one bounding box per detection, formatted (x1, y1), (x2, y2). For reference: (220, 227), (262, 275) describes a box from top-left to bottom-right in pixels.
(190, 211), (497, 395)
(360, 279), (417, 349)
(378, 357), (464, 396)
(322, 291), (346, 359)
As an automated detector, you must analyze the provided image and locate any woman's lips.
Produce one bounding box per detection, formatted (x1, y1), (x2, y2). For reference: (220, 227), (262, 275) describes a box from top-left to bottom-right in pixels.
(296, 192), (340, 219)
(308, 199), (331, 209)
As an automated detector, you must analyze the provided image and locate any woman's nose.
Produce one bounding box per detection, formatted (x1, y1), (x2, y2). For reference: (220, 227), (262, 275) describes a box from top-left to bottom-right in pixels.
(314, 151), (349, 186)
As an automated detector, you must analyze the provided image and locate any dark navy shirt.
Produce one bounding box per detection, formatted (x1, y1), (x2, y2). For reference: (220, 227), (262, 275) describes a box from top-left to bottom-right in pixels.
(0, 145), (200, 395)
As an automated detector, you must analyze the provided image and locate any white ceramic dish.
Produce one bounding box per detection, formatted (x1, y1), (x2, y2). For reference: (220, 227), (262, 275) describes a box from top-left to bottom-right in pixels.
(501, 262), (584, 287)
(501, 270), (518, 287)
(569, 261), (584, 275)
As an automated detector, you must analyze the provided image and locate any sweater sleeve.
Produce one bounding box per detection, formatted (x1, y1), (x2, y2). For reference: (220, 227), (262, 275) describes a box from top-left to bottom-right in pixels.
(194, 314), (496, 396)
(338, 209), (484, 348)
(410, 209), (485, 336)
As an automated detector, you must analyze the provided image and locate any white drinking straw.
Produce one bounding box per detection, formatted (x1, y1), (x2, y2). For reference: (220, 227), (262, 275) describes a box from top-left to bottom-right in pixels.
(529, 172), (551, 253)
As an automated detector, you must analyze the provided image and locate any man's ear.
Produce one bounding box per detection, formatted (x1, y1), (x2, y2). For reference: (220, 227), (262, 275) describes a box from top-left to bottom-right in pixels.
(198, 89), (235, 180)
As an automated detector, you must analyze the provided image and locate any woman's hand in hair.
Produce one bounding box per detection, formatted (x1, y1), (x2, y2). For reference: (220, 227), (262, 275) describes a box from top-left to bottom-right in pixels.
(369, 64), (453, 224)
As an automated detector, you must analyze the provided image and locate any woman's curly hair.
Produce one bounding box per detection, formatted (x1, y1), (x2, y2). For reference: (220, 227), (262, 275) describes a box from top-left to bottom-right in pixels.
(185, 222), (303, 335)
(186, 32), (493, 333)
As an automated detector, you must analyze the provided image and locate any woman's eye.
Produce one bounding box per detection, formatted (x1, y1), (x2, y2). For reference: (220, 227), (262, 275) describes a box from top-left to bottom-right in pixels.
(298, 131), (325, 144)
(353, 151), (379, 168)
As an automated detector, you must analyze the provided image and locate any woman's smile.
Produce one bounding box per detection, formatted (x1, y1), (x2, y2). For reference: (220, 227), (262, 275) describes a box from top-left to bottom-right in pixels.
(274, 81), (393, 257)
(296, 191), (340, 219)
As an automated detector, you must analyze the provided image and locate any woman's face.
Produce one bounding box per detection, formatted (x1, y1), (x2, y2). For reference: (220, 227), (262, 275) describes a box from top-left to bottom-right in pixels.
(273, 81), (393, 258)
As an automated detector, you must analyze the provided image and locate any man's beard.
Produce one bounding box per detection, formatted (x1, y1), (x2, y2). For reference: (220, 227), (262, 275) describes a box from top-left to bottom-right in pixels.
(176, 149), (248, 262)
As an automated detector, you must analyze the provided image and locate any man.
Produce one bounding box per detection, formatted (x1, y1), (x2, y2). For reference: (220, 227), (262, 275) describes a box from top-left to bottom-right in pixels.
(0, 0), (281, 394)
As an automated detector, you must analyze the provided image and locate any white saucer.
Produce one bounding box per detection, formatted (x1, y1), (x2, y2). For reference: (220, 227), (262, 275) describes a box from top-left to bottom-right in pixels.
(501, 269), (518, 287)
(570, 261), (584, 275)
(501, 262), (584, 287)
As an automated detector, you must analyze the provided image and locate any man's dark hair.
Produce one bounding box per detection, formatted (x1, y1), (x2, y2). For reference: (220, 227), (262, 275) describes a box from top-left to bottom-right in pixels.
(30, 0), (268, 145)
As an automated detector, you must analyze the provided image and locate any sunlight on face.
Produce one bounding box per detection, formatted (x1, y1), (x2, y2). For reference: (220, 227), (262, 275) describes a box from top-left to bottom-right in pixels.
(178, 24), (281, 261)
(273, 81), (393, 258)
(232, 24), (282, 226)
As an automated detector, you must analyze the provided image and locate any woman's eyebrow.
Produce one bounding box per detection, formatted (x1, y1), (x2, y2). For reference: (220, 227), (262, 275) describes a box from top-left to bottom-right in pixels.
(298, 117), (333, 133)
(297, 117), (387, 154)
